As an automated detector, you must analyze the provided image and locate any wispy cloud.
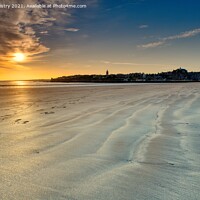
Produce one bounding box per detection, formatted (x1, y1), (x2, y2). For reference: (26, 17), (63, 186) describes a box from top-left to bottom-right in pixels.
(64, 28), (80, 32)
(40, 31), (49, 35)
(139, 41), (165, 48)
(101, 60), (167, 66)
(166, 28), (200, 40)
(138, 28), (200, 49)
(139, 24), (149, 29)
(105, 1), (144, 12)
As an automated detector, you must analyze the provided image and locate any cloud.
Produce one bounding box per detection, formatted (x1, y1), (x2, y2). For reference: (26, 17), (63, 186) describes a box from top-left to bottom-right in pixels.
(0, 0), (98, 73)
(105, 1), (144, 12)
(102, 61), (138, 65)
(138, 28), (200, 49)
(64, 28), (80, 32)
(139, 24), (148, 29)
(0, 0), (74, 67)
(166, 28), (200, 40)
(40, 31), (48, 35)
(101, 60), (167, 66)
(138, 41), (165, 48)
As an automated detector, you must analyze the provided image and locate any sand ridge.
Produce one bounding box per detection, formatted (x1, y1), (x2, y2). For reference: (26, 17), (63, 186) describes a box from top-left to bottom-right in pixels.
(0, 83), (200, 199)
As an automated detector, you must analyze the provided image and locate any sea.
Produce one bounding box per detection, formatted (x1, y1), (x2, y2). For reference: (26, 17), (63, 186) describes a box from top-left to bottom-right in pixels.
(0, 80), (144, 88)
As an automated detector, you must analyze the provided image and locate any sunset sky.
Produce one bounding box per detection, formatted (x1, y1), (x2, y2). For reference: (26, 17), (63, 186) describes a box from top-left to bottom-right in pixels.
(0, 0), (200, 80)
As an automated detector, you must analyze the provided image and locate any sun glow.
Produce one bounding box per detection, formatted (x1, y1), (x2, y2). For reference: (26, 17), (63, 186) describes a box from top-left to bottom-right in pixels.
(14, 81), (26, 86)
(13, 53), (26, 62)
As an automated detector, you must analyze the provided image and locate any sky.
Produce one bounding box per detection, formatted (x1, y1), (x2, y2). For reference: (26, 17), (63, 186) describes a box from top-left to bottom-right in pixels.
(0, 0), (200, 80)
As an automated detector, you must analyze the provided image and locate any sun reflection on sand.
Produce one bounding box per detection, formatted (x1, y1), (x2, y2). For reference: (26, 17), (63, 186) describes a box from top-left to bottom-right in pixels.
(1, 83), (44, 164)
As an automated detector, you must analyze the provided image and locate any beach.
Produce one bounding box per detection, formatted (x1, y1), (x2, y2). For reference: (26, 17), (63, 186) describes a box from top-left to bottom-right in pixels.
(0, 83), (200, 199)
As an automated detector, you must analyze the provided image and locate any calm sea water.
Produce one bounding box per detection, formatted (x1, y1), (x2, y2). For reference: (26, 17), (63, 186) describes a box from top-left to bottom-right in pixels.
(0, 81), (143, 88)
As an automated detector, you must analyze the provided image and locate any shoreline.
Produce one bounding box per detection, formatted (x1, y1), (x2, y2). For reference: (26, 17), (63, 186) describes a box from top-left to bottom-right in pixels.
(0, 80), (199, 88)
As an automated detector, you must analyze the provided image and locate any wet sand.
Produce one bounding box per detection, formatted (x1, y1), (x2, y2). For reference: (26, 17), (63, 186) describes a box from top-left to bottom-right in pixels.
(0, 83), (200, 199)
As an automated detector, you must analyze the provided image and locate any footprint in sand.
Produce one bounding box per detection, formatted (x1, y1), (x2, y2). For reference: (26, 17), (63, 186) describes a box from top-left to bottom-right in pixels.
(34, 150), (40, 154)
(15, 119), (29, 124)
(15, 119), (22, 123)
(42, 111), (55, 115)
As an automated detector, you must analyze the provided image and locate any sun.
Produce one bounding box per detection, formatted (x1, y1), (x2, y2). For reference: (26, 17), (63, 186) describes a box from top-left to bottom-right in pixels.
(13, 53), (26, 62)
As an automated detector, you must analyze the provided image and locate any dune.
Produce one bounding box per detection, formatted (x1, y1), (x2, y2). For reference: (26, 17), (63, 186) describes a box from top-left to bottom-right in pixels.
(0, 83), (200, 199)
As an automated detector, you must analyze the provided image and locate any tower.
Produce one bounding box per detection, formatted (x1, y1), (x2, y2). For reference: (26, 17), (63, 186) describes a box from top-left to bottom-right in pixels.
(106, 70), (109, 75)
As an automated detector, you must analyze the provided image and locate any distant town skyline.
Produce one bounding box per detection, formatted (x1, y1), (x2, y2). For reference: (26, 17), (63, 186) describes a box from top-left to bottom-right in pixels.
(0, 0), (200, 80)
(51, 68), (200, 83)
